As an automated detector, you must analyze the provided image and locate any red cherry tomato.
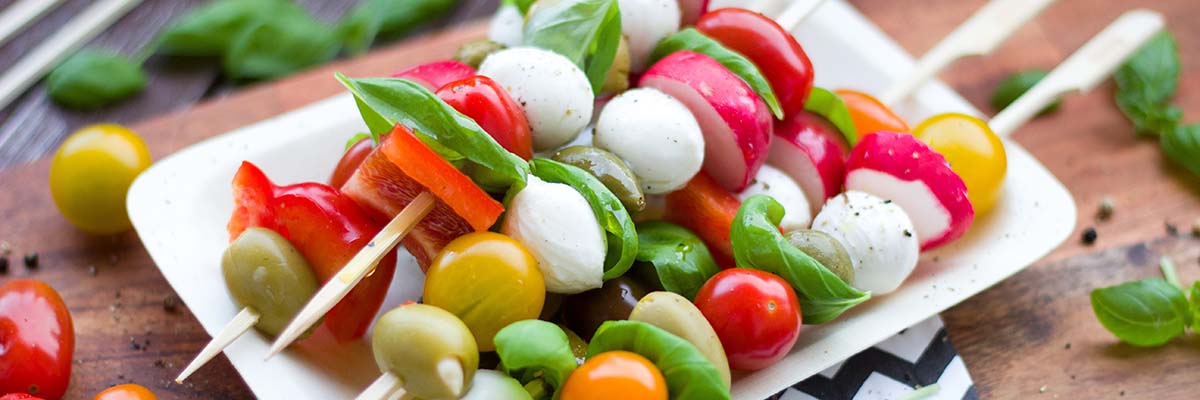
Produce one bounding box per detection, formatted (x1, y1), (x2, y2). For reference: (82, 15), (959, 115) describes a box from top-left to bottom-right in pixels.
(694, 269), (800, 371)
(0, 280), (74, 400)
(696, 8), (815, 117)
(93, 384), (156, 400)
(436, 76), (534, 160)
(330, 138), (373, 189)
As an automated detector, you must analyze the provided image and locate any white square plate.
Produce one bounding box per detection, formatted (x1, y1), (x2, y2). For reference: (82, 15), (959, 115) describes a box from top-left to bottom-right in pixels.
(127, 1), (1076, 399)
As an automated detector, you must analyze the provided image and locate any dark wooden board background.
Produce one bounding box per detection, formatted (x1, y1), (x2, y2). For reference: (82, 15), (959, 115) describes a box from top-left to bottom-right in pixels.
(1, 0), (1199, 398)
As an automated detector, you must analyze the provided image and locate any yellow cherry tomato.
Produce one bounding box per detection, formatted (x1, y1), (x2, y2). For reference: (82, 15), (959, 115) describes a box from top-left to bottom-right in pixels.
(424, 232), (545, 352)
(94, 383), (157, 400)
(914, 113), (1007, 214)
(560, 351), (668, 400)
(49, 123), (151, 234)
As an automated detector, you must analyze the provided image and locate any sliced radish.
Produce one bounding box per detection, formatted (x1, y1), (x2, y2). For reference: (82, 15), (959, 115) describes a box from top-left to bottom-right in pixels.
(640, 51), (772, 192)
(594, 88), (705, 194)
(737, 164), (811, 231)
(678, 0), (708, 25)
(812, 190), (919, 295)
(844, 132), (974, 250)
(619, 0), (682, 73)
(769, 111), (849, 215)
(391, 60), (476, 91)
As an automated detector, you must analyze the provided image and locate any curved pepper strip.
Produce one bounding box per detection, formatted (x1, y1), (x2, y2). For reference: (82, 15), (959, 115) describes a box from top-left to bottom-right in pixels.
(664, 172), (740, 269)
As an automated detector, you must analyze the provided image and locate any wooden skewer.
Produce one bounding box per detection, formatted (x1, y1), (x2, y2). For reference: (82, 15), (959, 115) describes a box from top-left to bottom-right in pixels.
(265, 191), (437, 358)
(356, 373), (406, 400)
(175, 307), (261, 383)
(879, 0), (1057, 106)
(991, 9), (1163, 138)
(0, 0), (142, 111)
(0, 0), (63, 47)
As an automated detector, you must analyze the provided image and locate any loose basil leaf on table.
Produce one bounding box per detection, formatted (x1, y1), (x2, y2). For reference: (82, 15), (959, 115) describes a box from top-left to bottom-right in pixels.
(523, 0), (622, 94)
(990, 70), (1061, 115)
(46, 50), (146, 110)
(1090, 278), (1191, 347)
(157, 0), (310, 57)
(336, 74), (530, 191)
(731, 195), (870, 324)
(223, 17), (340, 80)
(804, 87), (859, 145)
(633, 222), (720, 300)
(1159, 124), (1200, 176)
(337, 0), (457, 55)
(1114, 31), (1181, 136)
(649, 28), (784, 119)
(1190, 281), (1200, 332)
(494, 320), (577, 399)
(588, 320), (730, 400)
(530, 158), (637, 280)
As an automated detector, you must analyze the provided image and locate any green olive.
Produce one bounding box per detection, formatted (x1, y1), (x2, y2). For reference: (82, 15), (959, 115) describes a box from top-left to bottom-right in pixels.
(455, 40), (507, 69)
(628, 291), (731, 388)
(600, 37), (631, 95)
(787, 229), (855, 283)
(552, 146), (645, 212)
(372, 303), (479, 400)
(560, 325), (588, 366)
(221, 227), (318, 337)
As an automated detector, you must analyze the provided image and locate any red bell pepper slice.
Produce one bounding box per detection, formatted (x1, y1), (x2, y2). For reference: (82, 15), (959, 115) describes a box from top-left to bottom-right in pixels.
(436, 75), (534, 160)
(228, 162), (396, 342)
(697, 8), (815, 118)
(665, 171), (741, 269)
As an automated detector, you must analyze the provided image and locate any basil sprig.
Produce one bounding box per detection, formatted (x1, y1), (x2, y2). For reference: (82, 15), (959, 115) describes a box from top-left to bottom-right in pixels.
(1091, 256), (1200, 346)
(804, 87), (859, 145)
(633, 222), (720, 300)
(990, 69), (1060, 115)
(650, 28), (784, 119)
(46, 50), (146, 110)
(337, 0), (457, 55)
(494, 320), (577, 399)
(589, 320), (730, 400)
(731, 195), (870, 324)
(530, 158), (637, 280)
(1110, 31), (1200, 177)
(523, 0), (622, 94)
(223, 17), (340, 80)
(337, 74), (529, 191)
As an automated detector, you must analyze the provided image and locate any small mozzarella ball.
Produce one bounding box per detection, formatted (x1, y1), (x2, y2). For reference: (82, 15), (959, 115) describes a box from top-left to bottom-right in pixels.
(812, 191), (919, 295)
(488, 4), (524, 47)
(738, 165), (812, 231)
(594, 88), (704, 194)
(501, 176), (606, 294)
(480, 47), (594, 151)
(707, 0), (789, 16)
(618, 0), (682, 73)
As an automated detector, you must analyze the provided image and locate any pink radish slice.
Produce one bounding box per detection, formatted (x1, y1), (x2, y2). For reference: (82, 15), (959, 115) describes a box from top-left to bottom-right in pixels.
(679, 0), (708, 25)
(391, 60), (476, 90)
(769, 111), (850, 215)
(640, 51), (772, 192)
(844, 132), (974, 250)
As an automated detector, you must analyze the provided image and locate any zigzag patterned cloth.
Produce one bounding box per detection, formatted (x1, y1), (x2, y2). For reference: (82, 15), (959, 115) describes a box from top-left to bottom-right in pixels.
(768, 317), (977, 400)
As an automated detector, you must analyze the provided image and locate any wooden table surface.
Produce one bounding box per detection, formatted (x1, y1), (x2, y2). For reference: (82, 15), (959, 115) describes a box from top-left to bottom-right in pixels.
(1, 0), (1199, 398)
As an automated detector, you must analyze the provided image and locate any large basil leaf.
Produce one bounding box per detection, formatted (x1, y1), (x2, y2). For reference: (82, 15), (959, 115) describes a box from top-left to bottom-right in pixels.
(1160, 124), (1200, 176)
(157, 0), (309, 57)
(1114, 32), (1181, 136)
(337, 0), (457, 55)
(46, 50), (146, 110)
(223, 16), (339, 80)
(633, 222), (720, 300)
(494, 320), (577, 399)
(804, 87), (858, 145)
(530, 158), (637, 280)
(1091, 278), (1191, 346)
(731, 195), (870, 324)
(336, 74), (529, 190)
(523, 0), (622, 94)
(650, 28), (783, 119)
(588, 320), (730, 400)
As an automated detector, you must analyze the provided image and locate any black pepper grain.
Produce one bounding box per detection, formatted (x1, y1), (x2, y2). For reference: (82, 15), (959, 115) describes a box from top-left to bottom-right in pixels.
(0, 257), (7, 274)
(1082, 228), (1098, 245)
(1166, 222), (1179, 236)
(23, 252), (37, 269)
(163, 295), (178, 313)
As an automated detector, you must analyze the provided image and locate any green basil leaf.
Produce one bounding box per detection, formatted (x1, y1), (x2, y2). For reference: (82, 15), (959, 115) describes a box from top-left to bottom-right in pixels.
(731, 195), (870, 324)
(1090, 278), (1190, 346)
(650, 28), (784, 119)
(337, 0), (456, 55)
(494, 320), (577, 397)
(158, 0), (308, 57)
(990, 69), (1060, 115)
(503, 0), (536, 14)
(530, 158), (637, 280)
(46, 50), (146, 110)
(633, 222), (720, 300)
(1118, 95), (1182, 136)
(523, 0), (622, 94)
(1115, 31), (1179, 106)
(804, 87), (858, 145)
(1189, 281), (1200, 332)
(336, 73), (529, 190)
(588, 320), (730, 400)
(223, 15), (340, 80)
(1160, 124), (1200, 176)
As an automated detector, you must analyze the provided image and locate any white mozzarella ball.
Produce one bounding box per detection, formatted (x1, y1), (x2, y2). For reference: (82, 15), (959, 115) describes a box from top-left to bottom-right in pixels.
(618, 0), (682, 73)
(812, 190), (919, 295)
(480, 47), (594, 151)
(707, 0), (790, 16)
(594, 88), (704, 194)
(738, 165), (812, 231)
(488, 4), (524, 47)
(501, 176), (606, 294)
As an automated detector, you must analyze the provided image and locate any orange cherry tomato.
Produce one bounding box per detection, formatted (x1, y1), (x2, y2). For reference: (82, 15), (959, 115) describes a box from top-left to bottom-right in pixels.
(914, 113), (1007, 214)
(835, 89), (909, 135)
(560, 351), (668, 400)
(93, 384), (156, 400)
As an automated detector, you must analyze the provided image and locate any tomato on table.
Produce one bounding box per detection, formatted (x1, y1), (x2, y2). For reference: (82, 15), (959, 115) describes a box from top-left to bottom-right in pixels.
(694, 269), (801, 371)
(436, 75), (534, 160)
(93, 384), (156, 400)
(914, 113), (1007, 214)
(696, 8), (815, 116)
(0, 280), (74, 400)
(329, 137), (374, 189)
(559, 351), (668, 400)
(49, 123), (152, 234)
(835, 89), (910, 135)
